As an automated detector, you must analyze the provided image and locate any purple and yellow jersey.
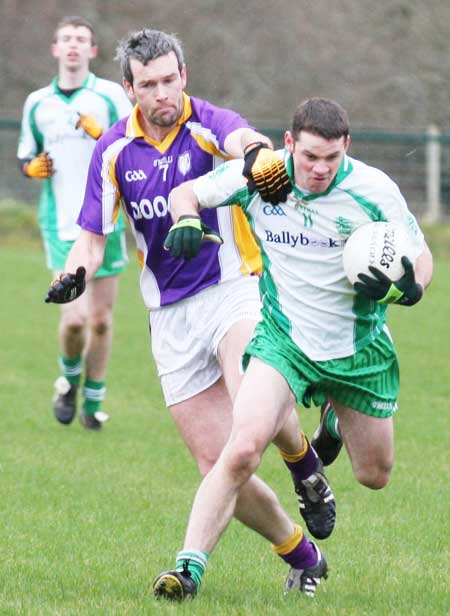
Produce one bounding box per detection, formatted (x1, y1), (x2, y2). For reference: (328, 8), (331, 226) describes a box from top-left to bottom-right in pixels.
(79, 93), (261, 309)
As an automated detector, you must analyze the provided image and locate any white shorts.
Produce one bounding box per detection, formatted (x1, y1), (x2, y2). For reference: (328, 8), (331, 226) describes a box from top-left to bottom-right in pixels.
(149, 276), (261, 406)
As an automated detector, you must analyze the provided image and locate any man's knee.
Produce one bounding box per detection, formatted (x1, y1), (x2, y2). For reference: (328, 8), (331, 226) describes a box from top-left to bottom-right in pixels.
(354, 460), (393, 490)
(92, 320), (111, 337)
(62, 319), (85, 337)
(90, 312), (113, 337)
(224, 438), (262, 484)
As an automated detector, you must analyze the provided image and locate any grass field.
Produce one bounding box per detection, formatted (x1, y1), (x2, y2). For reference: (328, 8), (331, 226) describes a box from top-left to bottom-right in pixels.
(0, 233), (449, 615)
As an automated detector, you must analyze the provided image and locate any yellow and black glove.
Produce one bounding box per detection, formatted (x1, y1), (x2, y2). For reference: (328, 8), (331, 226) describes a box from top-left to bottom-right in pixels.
(163, 215), (223, 260)
(242, 142), (292, 205)
(76, 113), (103, 140)
(45, 267), (87, 304)
(23, 152), (54, 179)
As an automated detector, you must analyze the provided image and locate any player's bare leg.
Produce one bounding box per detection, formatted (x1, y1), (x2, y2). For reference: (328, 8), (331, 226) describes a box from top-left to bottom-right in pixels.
(183, 359), (300, 551)
(53, 276), (88, 425)
(59, 296), (87, 358)
(218, 318), (304, 452)
(218, 319), (336, 540)
(170, 378), (295, 542)
(79, 275), (119, 429)
(154, 359), (328, 599)
(330, 398), (394, 489)
(84, 276), (118, 380)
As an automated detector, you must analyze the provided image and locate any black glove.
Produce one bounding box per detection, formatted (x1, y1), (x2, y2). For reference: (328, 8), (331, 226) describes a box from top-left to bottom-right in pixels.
(163, 215), (223, 260)
(45, 266), (87, 304)
(242, 142), (292, 205)
(354, 256), (423, 306)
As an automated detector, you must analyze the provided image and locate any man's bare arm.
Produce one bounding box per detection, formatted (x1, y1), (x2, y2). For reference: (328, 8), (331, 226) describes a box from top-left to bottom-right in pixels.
(64, 229), (107, 280)
(223, 128), (273, 159)
(168, 180), (200, 222)
(414, 241), (433, 291)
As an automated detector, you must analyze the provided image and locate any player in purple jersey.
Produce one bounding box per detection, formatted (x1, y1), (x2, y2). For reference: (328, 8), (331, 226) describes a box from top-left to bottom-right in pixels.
(45, 29), (336, 596)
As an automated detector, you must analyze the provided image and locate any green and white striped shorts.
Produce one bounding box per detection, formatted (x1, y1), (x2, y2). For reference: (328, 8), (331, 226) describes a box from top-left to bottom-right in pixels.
(244, 320), (399, 418)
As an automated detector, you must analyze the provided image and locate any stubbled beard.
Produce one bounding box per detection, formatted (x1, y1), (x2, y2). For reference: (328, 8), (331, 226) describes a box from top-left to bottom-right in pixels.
(150, 108), (180, 127)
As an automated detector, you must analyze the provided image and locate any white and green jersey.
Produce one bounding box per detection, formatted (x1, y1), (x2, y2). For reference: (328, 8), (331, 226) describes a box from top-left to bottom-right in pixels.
(17, 72), (132, 240)
(193, 151), (424, 361)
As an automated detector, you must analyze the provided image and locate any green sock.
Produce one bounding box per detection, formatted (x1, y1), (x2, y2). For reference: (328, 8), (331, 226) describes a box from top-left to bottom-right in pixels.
(59, 355), (82, 386)
(176, 550), (209, 589)
(83, 379), (106, 416)
(325, 406), (341, 441)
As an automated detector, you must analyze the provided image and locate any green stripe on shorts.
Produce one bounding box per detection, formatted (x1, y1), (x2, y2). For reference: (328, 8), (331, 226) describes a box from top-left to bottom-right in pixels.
(244, 316), (399, 418)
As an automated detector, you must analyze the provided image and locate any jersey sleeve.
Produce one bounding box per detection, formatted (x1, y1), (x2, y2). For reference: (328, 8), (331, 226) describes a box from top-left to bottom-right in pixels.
(192, 97), (254, 153)
(214, 113), (253, 152)
(378, 176), (425, 257)
(17, 93), (39, 160)
(193, 159), (248, 208)
(77, 137), (121, 235)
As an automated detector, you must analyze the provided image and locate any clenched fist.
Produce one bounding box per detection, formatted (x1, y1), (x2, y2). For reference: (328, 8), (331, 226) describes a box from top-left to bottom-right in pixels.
(23, 152), (54, 179)
(45, 267), (87, 304)
(76, 113), (103, 140)
(243, 142), (292, 205)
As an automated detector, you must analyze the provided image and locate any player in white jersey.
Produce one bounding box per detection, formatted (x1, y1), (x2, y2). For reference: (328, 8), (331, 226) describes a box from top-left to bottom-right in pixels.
(158, 97), (433, 599)
(18, 16), (132, 429)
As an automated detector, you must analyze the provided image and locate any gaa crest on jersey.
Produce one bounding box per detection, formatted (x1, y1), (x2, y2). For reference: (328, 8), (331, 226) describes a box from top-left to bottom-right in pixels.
(177, 151), (191, 176)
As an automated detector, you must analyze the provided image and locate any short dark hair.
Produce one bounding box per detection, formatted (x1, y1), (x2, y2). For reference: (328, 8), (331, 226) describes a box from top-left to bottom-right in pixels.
(115, 29), (185, 85)
(54, 16), (96, 46)
(291, 97), (349, 140)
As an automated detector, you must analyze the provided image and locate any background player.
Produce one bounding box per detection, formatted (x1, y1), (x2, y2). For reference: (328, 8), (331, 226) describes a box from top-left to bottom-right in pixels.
(18, 16), (132, 429)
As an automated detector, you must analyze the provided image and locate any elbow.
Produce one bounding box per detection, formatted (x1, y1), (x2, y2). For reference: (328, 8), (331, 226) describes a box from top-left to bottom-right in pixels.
(416, 243), (434, 290)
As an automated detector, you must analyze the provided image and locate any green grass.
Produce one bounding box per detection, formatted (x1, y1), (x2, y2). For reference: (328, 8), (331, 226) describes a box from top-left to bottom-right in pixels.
(0, 237), (449, 615)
